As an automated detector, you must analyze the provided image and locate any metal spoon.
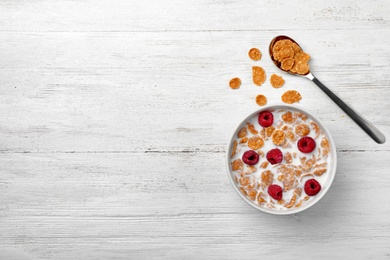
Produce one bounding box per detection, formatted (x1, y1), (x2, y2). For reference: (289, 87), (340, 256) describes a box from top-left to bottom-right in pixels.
(269, 35), (386, 144)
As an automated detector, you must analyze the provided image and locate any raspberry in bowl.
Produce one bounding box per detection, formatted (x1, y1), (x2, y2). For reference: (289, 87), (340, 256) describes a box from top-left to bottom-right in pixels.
(226, 105), (337, 215)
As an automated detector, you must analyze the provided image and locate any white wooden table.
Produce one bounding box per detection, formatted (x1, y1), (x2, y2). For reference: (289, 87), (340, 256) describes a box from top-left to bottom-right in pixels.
(1, 1), (390, 259)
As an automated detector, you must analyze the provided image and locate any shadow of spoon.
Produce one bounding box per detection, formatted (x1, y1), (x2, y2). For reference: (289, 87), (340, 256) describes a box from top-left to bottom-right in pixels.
(269, 35), (386, 144)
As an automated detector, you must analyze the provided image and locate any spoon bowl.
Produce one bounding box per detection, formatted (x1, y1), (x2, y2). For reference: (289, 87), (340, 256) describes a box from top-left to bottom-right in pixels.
(269, 35), (311, 76)
(269, 35), (386, 144)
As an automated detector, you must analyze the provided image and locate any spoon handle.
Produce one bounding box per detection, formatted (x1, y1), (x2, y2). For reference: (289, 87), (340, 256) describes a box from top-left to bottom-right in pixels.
(310, 75), (386, 144)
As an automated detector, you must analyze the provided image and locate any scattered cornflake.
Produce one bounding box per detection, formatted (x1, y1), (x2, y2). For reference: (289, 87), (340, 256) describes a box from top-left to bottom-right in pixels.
(246, 165), (257, 174)
(237, 126), (247, 138)
(231, 140), (237, 158)
(270, 74), (285, 88)
(239, 137), (248, 144)
(282, 111), (295, 123)
(260, 170), (274, 186)
(246, 122), (258, 134)
(239, 176), (251, 186)
(252, 66), (266, 86)
(321, 137), (330, 149)
(229, 77), (241, 89)
(281, 90), (302, 104)
(284, 193), (297, 208)
(247, 189), (258, 201)
(255, 94), (267, 106)
(248, 136), (264, 150)
(260, 161), (269, 169)
(313, 168), (327, 176)
(295, 200), (303, 208)
(248, 48), (262, 61)
(272, 129), (286, 146)
(265, 126), (275, 137)
(311, 121), (320, 139)
(295, 123), (310, 137)
(286, 130), (296, 142)
(284, 152), (293, 164)
(257, 194), (266, 204)
(232, 159), (243, 171)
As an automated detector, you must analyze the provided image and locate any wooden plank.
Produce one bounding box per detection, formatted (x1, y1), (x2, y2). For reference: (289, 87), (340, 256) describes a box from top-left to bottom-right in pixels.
(0, 0), (389, 32)
(0, 151), (389, 259)
(1, 30), (389, 152)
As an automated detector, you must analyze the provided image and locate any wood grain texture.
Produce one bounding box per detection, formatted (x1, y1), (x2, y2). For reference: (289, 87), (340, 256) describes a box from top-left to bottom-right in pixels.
(1, 0), (390, 259)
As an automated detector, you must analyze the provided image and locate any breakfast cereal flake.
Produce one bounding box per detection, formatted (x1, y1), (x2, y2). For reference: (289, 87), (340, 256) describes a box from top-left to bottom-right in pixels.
(295, 123), (310, 137)
(246, 122), (258, 135)
(281, 90), (302, 104)
(231, 140), (238, 158)
(272, 130), (286, 146)
(265, 126), (275, 137)
(270, 74), (285, 88)
(248, 136), (264, 150)
(237, 127), (247, 138)
(260, 161), (269, 169)
(286, 130), (296, 141)
(311, 122), (320, 139)
(284, 152), (293, 164)
(313, 168), (327, 176)
(252, 66), (266, 86)
(248, 48), (262, 61)
(240, 137), (248, 144)
(282, 111), (294, 123)
(260, 170), (274, 186)
(281, 58), (294, 71)
(229, 77), (241, 89)
(256, 94), (267, 106)
(232, 159), (243, 171)
(248, 189), (258, 200)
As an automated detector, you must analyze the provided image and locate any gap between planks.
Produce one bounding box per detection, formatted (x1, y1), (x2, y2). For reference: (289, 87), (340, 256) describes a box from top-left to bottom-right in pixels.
(0, 149), (388, 154)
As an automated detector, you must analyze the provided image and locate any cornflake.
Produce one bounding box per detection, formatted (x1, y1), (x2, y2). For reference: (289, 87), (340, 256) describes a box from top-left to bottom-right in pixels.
(231, 159), (243, 171)
(260, 170), (274, 186)
(248, 136), (264, 150)
(248, 48), (262, 61)
(229, 77), (241, 89)
(231, 140), (238, 158)
(281, 90), (302, 104)
(256, 94), (267, 106)
(272, 130), (286, 146)
(252, 66), (266, 86)
(237, 127), (247, 138)
(270, 74), (285, 88)
(295, 123), (310, 137)
(246, 122), (258, 135)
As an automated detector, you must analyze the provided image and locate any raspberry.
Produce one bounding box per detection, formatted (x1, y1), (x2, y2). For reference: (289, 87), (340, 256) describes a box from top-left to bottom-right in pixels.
(304, 179), (321, 196)
(242, 150), (259, 165)
(297, 136), (316, 153)
(268, 184), (283, 200)
(258, 110), (274, 127)
(266, 148), (283, 165)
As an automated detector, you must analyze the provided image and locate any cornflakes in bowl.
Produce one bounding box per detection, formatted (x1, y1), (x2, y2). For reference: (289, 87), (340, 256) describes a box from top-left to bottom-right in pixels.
(226, 105), (337, 215)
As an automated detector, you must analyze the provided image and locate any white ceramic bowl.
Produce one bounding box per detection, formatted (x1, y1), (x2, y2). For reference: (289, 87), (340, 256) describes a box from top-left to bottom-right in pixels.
(226, 104), (337, 215)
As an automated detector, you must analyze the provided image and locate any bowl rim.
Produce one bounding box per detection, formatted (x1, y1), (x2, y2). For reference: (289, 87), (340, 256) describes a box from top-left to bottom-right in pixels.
(225, 104), (337, 215)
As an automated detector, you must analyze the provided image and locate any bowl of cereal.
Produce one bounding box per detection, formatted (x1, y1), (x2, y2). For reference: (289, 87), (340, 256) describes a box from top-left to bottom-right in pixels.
(226, 105), (337, 215)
